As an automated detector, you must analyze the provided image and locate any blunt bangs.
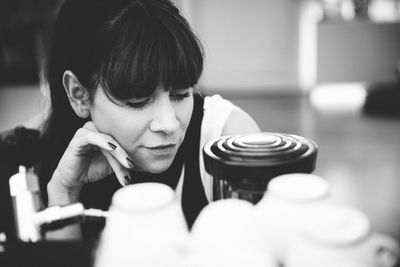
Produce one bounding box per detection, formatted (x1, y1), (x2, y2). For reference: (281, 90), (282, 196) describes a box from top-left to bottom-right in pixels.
(98, 0), (203, 101)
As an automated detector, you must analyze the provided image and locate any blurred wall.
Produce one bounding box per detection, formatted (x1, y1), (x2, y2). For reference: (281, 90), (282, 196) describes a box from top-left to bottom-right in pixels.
(176, 0), (302, 93)
(317, 21), (400, 83)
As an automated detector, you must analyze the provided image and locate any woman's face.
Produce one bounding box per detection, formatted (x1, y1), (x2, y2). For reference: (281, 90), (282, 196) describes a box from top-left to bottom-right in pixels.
(90, 85), (194, 173)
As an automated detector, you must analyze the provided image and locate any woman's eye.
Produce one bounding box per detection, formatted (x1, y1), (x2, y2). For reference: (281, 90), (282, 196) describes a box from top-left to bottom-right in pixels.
(170, 91), (192, 102)
(124, 98), (150, 109)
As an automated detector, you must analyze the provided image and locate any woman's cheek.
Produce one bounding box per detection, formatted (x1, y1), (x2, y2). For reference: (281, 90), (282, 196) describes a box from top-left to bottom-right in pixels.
(91, 107), (141, 147)
(177, 97), (194, 128)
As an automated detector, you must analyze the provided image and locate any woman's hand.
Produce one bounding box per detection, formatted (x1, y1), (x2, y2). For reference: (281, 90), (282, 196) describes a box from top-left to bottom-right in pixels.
(47, 121), (133, 206)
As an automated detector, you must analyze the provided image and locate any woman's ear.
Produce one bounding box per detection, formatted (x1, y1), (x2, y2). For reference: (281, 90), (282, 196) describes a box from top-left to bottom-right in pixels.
(63, 70), (91, 118)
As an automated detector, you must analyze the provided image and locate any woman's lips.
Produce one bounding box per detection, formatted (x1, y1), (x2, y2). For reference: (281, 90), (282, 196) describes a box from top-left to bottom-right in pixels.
(145, 144), (177, 155)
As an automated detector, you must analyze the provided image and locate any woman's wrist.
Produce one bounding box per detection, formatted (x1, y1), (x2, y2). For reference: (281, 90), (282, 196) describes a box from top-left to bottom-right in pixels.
(45, 170), (83, 240)
(47, 170), (82, 206)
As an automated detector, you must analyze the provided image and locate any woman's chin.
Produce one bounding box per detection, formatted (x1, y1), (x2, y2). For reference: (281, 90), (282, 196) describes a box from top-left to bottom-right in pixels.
(142, 158), (175, 174)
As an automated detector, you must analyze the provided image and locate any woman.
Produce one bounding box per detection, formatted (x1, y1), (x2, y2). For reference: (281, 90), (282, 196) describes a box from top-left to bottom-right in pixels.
(39, 0), (260, 239)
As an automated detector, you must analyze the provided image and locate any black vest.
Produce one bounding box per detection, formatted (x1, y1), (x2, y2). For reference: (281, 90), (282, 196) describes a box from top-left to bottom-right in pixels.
(80, 93), (209, 240)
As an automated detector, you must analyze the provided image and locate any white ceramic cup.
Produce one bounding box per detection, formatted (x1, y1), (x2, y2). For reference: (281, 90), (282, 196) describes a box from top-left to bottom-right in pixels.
(190, 198), (277, 267)
(94, 183), (189, 267)
(255, 173), (331, 264)
(286, 204), (400, 267)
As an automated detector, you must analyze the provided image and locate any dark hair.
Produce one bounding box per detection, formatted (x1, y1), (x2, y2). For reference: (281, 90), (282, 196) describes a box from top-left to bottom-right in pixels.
(38, 0), (203, 201)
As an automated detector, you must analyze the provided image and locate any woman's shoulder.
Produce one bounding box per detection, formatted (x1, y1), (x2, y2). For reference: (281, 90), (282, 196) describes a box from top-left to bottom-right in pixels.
(203, 94), (233, 112)
(201, 94), (235, 141)
(202, 94), (260, 138)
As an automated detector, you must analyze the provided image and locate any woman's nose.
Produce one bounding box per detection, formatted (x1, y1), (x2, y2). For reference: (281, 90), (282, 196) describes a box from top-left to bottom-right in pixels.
(149, 98), (180, 134)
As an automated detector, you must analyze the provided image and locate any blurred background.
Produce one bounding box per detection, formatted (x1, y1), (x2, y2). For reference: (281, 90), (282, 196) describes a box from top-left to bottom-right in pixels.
(0, 0), (400, 240)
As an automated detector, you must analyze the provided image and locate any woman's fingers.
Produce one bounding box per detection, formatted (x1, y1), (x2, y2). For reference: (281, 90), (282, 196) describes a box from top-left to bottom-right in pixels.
(73, 127), (116, 151)
(100, 150), (131, 186)
(74, 122), (134, 169)
(77, 121), (135, 186)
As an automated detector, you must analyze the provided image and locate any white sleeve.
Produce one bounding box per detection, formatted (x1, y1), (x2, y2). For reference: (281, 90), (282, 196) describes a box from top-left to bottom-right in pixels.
(199, 94), (236, 201)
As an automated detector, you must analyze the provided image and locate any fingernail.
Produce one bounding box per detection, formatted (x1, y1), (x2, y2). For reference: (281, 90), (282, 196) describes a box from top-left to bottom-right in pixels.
(108, 142), (117, 150)
(126, 157), (134, 168)
(124, 175), (131, 184)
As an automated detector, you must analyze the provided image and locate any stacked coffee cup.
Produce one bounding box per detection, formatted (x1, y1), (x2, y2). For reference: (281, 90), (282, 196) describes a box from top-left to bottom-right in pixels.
(93, 175), (399, 267)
